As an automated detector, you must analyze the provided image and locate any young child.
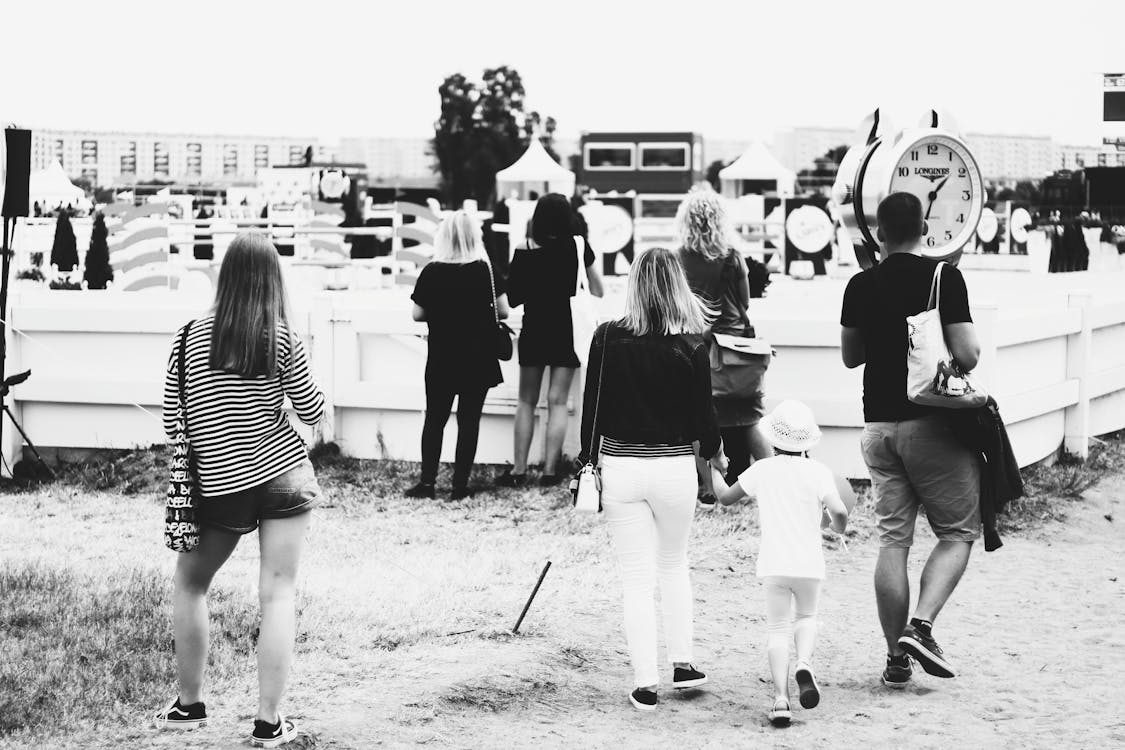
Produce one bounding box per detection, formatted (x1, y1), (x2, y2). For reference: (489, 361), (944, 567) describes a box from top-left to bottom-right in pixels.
(715, 400), (850, 727)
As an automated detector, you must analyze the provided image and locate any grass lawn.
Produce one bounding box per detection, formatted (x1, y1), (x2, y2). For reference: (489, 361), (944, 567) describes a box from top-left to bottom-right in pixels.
(1, 437), (1123, 749)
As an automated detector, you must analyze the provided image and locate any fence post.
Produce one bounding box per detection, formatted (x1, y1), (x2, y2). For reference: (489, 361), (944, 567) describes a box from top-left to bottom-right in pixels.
(970, 302), (1000, 396)
(309, 294), (336, 446)
(1064, 291), (1093, 459)
(1, 290), (23, 477)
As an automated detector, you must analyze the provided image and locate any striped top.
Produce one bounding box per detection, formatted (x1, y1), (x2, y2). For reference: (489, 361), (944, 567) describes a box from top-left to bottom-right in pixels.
(601, 436), (694, 459)
(162, 316), (326, 498)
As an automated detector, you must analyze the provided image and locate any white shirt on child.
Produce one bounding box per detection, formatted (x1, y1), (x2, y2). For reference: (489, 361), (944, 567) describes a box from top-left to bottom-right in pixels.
(737, 455), (840, 580)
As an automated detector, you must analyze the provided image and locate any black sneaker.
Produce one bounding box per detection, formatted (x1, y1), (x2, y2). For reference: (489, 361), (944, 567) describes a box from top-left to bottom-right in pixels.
(672, 664), (708, 689)
(698, 491), (718, 511)
(898, 623), (955, 678)
(404, 482), (435, 499)
(449, 486), (474, 501)
(629, 688), (658, 711)
(152, 697), (207, 730)
(250, 715), (299, 748)
(494, 469), (527, 488)
(795, 662), (820, 708)
(538, 473), (563, 487)
(881, 652), (913, 688)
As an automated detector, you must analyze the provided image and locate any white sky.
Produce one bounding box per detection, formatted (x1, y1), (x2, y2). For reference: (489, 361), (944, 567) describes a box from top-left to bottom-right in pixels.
(2, 0), (1121, 146)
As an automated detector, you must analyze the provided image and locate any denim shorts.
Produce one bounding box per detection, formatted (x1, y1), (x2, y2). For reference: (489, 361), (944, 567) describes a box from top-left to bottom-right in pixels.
(861, 416), (981, 548)
(197, 460), (322, 535)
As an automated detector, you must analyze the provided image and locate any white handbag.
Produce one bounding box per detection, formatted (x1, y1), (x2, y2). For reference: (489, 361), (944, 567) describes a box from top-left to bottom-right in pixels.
(906, 263), (988, 409)
(572, 325), (607, 513)
(570, 235), (598, 367)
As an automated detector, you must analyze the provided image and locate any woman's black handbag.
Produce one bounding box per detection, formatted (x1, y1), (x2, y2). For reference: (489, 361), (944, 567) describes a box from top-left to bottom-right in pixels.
(486, 262), (514, 361)
(164, 321), (202, 553)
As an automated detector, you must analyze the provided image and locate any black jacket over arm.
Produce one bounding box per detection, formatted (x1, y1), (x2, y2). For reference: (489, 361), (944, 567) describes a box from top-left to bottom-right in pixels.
(579, 322), (721, 463)
(950, 397), (1024, 551)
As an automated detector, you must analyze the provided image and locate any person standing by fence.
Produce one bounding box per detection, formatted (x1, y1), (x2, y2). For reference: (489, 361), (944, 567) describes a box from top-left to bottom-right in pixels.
(499, 193), (603, 488)
(580, 247), (726, 711)
(676, 187), (772, 504)
(154, 233), (325, 748)
(406, 211), (509, 500)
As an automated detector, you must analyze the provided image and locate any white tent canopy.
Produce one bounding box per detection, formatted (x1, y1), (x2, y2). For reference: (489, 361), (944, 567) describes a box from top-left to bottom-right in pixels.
(719, 142), (796, 197)
(495, 140), (575, 199)
(29, 161), (87, 208)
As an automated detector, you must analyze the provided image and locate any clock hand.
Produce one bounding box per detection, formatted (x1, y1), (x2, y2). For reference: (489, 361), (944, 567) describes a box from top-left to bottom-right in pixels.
(924, 176), (952, 220)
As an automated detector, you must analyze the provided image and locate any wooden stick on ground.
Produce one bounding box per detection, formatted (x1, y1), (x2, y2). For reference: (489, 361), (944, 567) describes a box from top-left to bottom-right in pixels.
(511, 561), (552, 634)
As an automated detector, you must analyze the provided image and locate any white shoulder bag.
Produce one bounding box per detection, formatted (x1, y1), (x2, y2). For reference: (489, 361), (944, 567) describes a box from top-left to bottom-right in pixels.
(905, 263), (988, 409)
(571, 325), (607, 513)
(570, 235), (599, 367)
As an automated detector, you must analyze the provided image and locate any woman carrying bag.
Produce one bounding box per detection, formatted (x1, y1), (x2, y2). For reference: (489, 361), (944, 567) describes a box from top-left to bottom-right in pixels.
(578, 247), (726, 711)
(154, 233), (325, 748)
(675, 187), (773, 501)
(500, 193), (603, 488)
(406, 211), (510, 500)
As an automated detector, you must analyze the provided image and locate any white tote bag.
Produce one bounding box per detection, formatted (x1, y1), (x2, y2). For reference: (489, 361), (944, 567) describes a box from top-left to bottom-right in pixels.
(906, 263), (988, 409)
(570, 235), (599, 367)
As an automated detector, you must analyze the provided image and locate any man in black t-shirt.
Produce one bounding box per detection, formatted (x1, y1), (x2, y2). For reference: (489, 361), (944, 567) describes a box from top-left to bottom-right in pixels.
(839, 193), (982, 688)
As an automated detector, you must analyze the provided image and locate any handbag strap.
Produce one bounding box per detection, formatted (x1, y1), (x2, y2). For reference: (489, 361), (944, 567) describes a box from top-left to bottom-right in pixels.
(176, 319), (195, 430)
(927, 262), (945, 312)
(574, 235), (590, 295)
(484, 260), (499, 325)
(585, 324), (609, 467)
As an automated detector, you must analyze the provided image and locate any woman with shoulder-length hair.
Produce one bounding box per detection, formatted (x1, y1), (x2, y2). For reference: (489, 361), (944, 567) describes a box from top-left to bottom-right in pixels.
(499, 193), (604, 487)
(579, 247), (727, 711)
(154, 233), (325, 748)
(676, 187), (772, 504)
(406, 210), (509, 500)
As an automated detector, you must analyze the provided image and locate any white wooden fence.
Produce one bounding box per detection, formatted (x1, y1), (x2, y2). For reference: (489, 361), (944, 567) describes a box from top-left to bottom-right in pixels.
(3, 269), (1124, 479)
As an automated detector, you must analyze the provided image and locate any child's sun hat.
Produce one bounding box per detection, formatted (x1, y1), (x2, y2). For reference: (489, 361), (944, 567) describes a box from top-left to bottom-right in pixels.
(761, 400), (822, 453)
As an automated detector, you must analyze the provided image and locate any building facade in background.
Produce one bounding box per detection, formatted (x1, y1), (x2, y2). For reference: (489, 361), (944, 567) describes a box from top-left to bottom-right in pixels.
(28, 128), (327, 185)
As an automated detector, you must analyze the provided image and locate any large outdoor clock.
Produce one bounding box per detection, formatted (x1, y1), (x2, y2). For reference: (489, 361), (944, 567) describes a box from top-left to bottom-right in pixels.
(833, 110), (984, 268)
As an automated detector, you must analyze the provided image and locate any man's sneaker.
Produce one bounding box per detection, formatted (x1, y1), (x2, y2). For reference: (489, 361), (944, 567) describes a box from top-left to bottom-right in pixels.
(697, 491), (718, 511)
(494, 468), (527, 488)
(449, 485), (474, 501)
(672, 664), (708, 689)
(768, 696), (791, 727)
(898, 624), (956, 678)
(404, 482), (435, 499)
(250, 715), (299, 748)
(881, 652), (913, 688)
(795, 662), (820, 709)
(152, 697), (207, 730)
(629, 688), (658, 711)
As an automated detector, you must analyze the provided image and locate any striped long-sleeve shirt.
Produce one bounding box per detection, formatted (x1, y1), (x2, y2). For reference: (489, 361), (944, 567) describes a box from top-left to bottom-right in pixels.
(163, 316), (326, 497)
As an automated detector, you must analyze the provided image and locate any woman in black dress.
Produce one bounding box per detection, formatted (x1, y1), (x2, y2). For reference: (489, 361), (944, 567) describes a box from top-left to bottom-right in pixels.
(407, 211), (509, 500)
(499, 193), (603, 486)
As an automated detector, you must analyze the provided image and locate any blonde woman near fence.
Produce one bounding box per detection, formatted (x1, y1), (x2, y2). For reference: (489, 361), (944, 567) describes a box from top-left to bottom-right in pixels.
(579, 247), (727, 711)
(154, 233), (325, 748)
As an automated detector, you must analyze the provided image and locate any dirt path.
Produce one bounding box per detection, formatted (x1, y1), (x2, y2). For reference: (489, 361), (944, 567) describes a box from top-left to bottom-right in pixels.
(3, 471), (1123, 749)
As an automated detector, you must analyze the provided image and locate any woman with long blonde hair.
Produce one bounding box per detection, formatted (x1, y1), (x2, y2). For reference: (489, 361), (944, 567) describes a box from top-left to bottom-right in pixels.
(676, 187), (772, 505)
(578, 247), (727, 711)
(407, 211), (509, 499)
(154, 233), (325, 748)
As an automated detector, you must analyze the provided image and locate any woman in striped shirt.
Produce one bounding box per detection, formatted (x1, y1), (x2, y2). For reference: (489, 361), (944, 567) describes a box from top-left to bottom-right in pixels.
(578, 248), (727, 712)
(154, 233), (325, 748)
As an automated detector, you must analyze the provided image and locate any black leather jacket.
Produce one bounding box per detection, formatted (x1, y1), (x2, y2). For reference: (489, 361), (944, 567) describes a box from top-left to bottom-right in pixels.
(579, 322), (721, 462)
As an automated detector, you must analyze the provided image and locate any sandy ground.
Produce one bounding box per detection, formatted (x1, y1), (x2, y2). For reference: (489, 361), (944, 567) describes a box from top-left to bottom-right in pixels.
(2, 468), (1124, 750)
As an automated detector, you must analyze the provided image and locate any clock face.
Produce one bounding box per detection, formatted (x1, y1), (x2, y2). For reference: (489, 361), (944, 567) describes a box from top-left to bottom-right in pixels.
(887, 135), (982, 254)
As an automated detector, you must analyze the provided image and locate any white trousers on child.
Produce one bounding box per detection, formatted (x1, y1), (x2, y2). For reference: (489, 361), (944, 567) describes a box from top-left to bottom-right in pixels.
(601, 454), (697, 688)
(763, 576), (821, 668)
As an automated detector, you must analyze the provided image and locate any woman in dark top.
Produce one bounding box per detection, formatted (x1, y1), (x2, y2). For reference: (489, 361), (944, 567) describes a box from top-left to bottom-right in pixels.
(579, 247), (727, 711)
(500, 193), (603, 487)
(675, 188), (773, 498)
(407, 211), (509, 500)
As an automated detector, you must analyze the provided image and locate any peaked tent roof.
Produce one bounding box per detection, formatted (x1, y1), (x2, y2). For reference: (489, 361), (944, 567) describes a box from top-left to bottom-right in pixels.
(29, 160), (86, 201)
(496, 140), (575, 183)
(718, 142), (795, 182)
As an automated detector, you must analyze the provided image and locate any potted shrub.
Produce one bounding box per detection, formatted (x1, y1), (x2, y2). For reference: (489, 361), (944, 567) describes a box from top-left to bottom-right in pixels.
(83, 213), (114, 290)
(49, 211), (79, 275)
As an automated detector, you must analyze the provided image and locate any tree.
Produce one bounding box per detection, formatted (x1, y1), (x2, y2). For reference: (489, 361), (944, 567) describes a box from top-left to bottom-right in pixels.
(430, 66), (559, 205)
(83, 213), (113, 289)
(50, 212), (79, 272)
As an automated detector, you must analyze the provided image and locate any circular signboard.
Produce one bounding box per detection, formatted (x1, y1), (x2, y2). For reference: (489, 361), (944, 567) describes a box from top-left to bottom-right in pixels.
(319, 170), (349, 200)
(976, 207), (998, 243)
(785, 205), (835, 254)
(1010, 207), (1032, 244)
(582, 204), (633, 254)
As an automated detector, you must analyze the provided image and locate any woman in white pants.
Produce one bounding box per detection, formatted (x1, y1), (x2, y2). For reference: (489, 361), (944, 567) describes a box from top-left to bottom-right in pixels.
(578, 247), (727, 711)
